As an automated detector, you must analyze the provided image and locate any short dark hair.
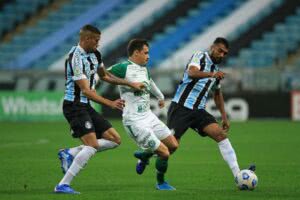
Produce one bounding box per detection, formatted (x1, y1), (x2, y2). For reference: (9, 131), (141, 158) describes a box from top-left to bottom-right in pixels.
(127, 39), (149, 56)
(80, 24), (101, 35)
(213, 37), (229, 49)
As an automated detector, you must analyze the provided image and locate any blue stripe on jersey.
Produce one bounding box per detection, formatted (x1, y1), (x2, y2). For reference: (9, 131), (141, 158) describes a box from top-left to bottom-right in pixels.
(64, 46), (102, 104)
(172, 51), (219, 110)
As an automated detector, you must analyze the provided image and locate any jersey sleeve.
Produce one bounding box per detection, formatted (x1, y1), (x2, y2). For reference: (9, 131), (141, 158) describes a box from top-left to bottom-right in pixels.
(188, 52), (204, 70)
(107, 63), (127, 78)
(71, 51), (87, 81)
(149, 79), (164, 100)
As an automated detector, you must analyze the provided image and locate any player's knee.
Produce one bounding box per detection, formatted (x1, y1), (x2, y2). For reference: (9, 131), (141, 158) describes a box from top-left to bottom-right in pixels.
(215, 131), (227, 142)
(113, 136), (121, 145)
(160, 150), (170, 160)
(169, 142), (179, 154)
(89, 143), (100, 150)
(158, 145), (170, 159)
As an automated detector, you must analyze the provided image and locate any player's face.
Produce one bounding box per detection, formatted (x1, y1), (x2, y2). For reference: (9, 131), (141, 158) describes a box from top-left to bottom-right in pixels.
(210, 43), (228, 64)
(135, 45), (149, 65)
(86, 33), (100, 52)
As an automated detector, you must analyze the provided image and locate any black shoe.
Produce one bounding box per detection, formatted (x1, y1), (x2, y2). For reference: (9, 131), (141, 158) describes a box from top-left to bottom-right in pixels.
(248, 164), (256, 172)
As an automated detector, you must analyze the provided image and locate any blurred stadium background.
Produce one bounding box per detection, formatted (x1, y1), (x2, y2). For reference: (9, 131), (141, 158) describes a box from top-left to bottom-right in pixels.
(0, 0), (300, 199)
(0, 0), (300, 121)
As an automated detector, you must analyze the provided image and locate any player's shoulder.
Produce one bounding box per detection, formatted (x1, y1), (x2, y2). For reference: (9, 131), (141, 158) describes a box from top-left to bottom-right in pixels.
(107, 61), (130, 73)
(112, 60), (131, 68)
(192, 50), (205, 58)
(71, 46), (85, 60)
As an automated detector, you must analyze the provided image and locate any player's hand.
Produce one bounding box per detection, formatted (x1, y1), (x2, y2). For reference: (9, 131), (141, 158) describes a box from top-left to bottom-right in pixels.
(158, 100), (165, 108)
(110, 99), (125, 111)
(129, 82), (145, 91)
(212, 71), (225, 80)
(222, 119), (230, 132)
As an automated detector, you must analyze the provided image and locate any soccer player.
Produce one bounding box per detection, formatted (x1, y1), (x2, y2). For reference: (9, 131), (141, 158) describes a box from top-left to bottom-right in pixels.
(167, 37), (255, 182)
(107, 39), (178, 190)
(54, 25), (144, 194)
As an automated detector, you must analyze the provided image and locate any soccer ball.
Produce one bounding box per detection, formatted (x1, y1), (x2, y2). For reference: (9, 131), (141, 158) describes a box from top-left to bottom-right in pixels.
(235, 169), (258, 190)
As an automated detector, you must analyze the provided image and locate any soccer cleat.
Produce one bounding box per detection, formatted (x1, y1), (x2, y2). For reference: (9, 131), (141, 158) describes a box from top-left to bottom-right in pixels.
(248, 164), (256, 172)
(58, 149), (74, 174)
(54, 184), (80, 194)
(134, 151), (149, 175)
(156, 182), (176, 190)
(135, 159), (148, 175)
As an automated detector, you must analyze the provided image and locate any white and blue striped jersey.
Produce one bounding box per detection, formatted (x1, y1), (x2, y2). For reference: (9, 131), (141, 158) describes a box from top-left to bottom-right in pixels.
(64, 45), (103, 104)
(172, 51), (221, 110)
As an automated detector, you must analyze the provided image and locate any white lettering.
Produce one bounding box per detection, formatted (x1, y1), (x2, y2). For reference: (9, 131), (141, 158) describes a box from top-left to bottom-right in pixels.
(1, 96), (63, 116)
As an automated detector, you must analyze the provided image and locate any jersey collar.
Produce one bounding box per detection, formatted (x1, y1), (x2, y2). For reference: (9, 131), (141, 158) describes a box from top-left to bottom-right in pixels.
(205, 52), (214, 65)
(77, 44), (88, 56)
(128, 59), (145, 67)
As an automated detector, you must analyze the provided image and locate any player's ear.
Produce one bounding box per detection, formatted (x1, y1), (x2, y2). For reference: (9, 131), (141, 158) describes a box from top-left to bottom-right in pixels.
(133, 49), (139, 57)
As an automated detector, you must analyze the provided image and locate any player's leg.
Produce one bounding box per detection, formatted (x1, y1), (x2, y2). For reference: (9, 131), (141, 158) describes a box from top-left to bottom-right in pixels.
(150, 113), (178, 190)
(202, 122), (240, 177)
(55, 107), (98, 194)
(59, 128), (120, 165)
(125, 123), (167, 175)
(124, 124), (154, 174)
(55, 132), (98, 194)
(154, 135), (178, 190)
(161, 135), (178, 154)
(91, 106), (121, 151)
(153, 140), (177, 190)
(97, 128), (121, 151)
(58, 110), (120, 174)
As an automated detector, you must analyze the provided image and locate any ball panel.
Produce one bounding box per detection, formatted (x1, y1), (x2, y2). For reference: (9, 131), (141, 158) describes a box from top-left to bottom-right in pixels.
(235, 169), (258, 190)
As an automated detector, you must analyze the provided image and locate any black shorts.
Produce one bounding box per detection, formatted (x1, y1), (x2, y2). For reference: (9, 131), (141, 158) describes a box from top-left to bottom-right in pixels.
(63, 100), (112, 138)
(167, 102), (217, 139)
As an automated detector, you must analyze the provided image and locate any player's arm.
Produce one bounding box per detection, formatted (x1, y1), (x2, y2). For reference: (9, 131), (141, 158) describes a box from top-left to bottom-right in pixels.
(75, 79), (124, 110)
(188, 66), (225, 79)
(213, 88), (230, 132)
(71, 53), (124, 110)
(149, 79), (165, 108)
(98, 67), (144, 90)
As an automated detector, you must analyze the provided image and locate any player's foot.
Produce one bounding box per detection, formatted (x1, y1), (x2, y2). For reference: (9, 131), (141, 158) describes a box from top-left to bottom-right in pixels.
(156, 182), (176, 190)
(54, 184), (80, 194)
(248, 164), (256, 172)
(58, 149), (73, 174)
(134, 151), (149, 175)
(135, 159), (148, 175)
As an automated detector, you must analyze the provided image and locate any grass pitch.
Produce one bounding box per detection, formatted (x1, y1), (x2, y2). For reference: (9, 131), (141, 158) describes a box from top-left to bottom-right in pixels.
(0, 120), (299, 200)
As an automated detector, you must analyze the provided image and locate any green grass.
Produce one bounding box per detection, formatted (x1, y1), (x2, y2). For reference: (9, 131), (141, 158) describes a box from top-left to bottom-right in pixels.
(0, 120), (299, 200)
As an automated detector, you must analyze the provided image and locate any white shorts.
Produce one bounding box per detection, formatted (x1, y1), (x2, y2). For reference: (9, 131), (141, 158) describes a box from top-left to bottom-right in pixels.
(123, 112), (172, 151)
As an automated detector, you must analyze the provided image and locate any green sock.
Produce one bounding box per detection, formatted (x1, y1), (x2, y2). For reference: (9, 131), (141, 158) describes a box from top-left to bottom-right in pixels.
(155, 157), (168, 184)
(138, 151), (153, 162)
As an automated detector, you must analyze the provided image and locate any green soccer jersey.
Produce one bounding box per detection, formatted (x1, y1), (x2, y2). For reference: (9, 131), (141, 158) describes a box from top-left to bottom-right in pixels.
(108, 60), (153, 120)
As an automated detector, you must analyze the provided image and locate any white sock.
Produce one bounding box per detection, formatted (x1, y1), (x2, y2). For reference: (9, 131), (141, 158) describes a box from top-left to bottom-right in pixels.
(218, 138), (240, 177)
(97, 139), (119, 152)
(68, 145), (84, 157)
(67, 139), (118, 157)
(59, 146), (97, 185)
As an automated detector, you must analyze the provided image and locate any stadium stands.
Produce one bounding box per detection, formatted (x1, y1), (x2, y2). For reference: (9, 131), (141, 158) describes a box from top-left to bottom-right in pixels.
(0, 0), (299, 74)
(102, 0), (200, 66)
(228, 6), (300, 68)
(158, 0), (283, 69)
(0, 0), (51, 37)
(148, 0), (242, 67)
(50, 0), (175, 70)
(6, 0), (137, 69)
